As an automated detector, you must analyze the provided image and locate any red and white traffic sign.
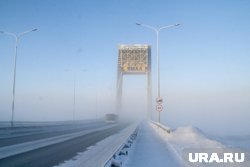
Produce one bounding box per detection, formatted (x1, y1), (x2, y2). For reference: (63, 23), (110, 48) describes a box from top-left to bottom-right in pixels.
(156, 104), (163, 112)
(156, 97), (163, 104)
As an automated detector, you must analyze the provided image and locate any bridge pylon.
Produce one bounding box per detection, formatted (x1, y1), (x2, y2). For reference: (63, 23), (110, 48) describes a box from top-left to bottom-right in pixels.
(116, 44), (152, 119)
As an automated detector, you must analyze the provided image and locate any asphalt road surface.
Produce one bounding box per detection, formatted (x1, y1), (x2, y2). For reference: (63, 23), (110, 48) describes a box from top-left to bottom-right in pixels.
(0, 121), (109, 147)
(0, 121), (128, 167)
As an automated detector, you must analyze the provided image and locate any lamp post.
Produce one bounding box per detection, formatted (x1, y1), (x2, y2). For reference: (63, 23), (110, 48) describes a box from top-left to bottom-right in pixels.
(136, 23), (179, 123)
(73, 75), (76, 121)
(0, 29), (37, 127)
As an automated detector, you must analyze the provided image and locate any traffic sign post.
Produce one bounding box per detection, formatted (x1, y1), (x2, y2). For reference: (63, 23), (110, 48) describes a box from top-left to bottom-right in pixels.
(156, 104), (163, 112)
(156, 97), (163, 104)
(156, 97), (163, 112)
(156, 97), (163, 123)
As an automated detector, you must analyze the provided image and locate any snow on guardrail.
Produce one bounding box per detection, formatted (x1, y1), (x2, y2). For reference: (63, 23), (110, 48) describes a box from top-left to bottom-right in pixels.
(104, 125), (138, 167)
(150, 121), (171, 133)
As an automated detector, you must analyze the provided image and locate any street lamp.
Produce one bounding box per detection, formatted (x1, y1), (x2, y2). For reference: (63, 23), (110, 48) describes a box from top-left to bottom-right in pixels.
(136, 23), (180, 123)
(0, 28), (37, 127)
(73, 75), (76, 121)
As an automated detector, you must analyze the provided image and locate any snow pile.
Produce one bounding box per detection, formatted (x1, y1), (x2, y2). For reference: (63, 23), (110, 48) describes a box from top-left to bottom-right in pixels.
(168, 126), (223, 150)
(151, 123), (250, 167)
(150, 123), (224, 156)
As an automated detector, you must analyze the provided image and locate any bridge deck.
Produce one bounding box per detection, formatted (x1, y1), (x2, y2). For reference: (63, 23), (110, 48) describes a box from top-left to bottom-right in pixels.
(125, 122), (181, 167)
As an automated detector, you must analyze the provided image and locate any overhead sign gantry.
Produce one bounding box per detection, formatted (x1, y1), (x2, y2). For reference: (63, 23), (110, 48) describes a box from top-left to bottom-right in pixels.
(116, 44), (152, 118)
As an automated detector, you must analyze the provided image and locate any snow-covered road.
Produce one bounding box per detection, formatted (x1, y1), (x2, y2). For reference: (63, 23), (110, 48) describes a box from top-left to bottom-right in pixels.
(125, 122), (182, 167)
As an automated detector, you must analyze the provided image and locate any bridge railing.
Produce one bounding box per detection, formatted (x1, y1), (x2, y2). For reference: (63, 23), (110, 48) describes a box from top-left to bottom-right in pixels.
(103, 123), (138, 167)
(76, 122), (139, 167)
(102, 123), (138, 167)
(150, 121), (171, 133)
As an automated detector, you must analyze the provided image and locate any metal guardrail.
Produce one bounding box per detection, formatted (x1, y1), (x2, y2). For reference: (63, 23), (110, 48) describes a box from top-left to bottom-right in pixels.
(103, 124), (138, 167)
(150, 121), (171, 133)
(73, 122), (139, 167)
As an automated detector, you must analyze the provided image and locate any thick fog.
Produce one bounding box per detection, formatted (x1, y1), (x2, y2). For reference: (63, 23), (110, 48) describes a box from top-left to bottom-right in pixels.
(1, 66), (250, 136)
(1, 0), (250, 137)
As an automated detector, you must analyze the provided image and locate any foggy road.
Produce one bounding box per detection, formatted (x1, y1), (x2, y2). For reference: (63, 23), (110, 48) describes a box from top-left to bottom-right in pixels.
(0, 120), (109, 147)
(0, 121), (128, 167)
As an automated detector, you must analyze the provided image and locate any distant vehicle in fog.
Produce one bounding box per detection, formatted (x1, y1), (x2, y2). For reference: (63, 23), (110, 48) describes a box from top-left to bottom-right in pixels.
(105, 113), (118, 123)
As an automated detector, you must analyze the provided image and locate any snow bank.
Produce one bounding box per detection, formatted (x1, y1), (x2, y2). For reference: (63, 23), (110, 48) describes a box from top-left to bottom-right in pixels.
(150, 123), (250, 166)
(150, 123), (224, 160)
(167, 126), (223, 150)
